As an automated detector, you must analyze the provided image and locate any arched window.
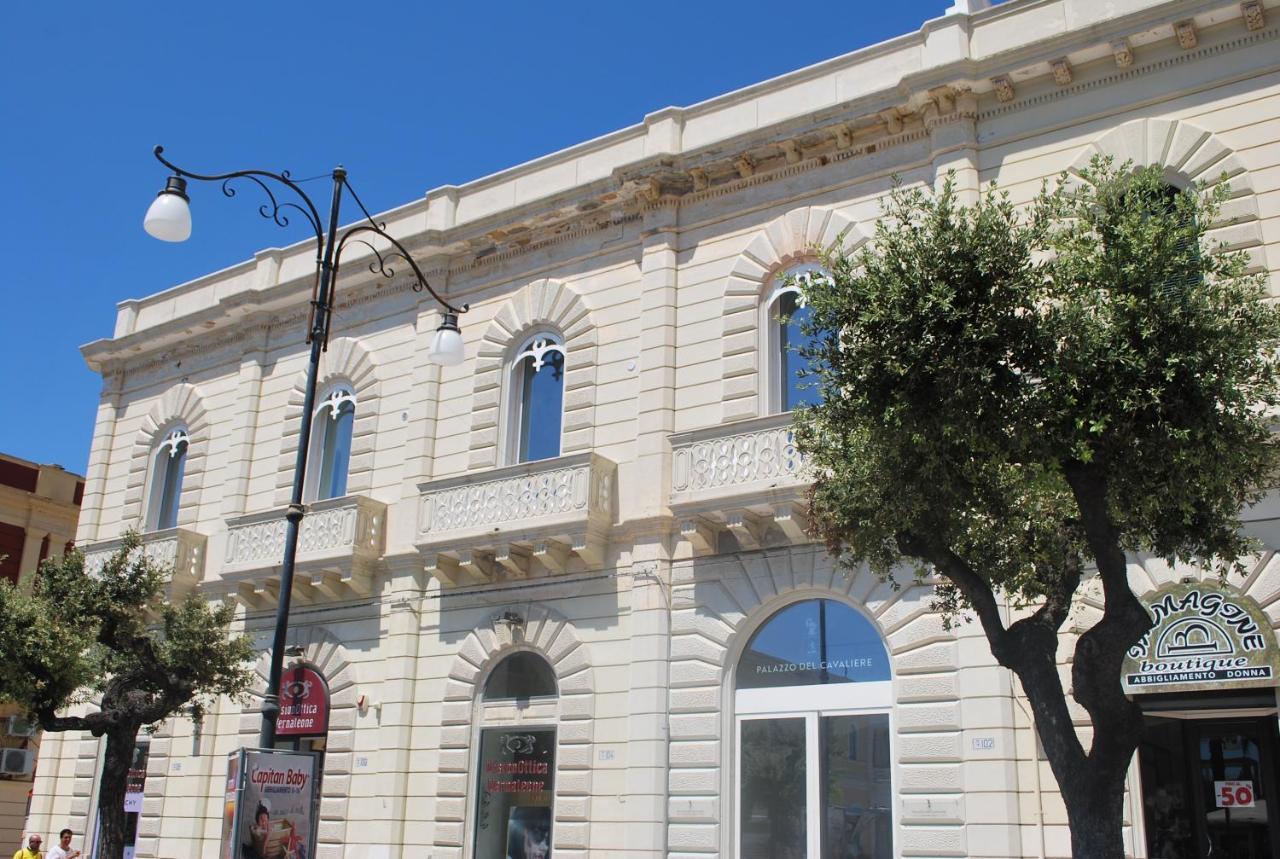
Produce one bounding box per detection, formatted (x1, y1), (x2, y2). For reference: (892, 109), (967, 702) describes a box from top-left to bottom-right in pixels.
(509, 334), (565, 464)
(735, 599), (893, 859)
(307, 387), (355, 501)
(484, 650), (558, 701)
(475, 651), (558, 858)
(765, 265), (825, 414)
(145, 427), (189, 531)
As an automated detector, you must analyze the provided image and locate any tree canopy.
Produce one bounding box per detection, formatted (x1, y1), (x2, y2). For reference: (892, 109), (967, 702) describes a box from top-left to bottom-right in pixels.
(0, 533), (254, 859)
(793, 157), (1280, 858)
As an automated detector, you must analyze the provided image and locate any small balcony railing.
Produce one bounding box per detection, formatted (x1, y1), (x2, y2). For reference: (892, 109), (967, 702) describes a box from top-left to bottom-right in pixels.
(416, 452), (615, 584)
(82, 527), (206, 603)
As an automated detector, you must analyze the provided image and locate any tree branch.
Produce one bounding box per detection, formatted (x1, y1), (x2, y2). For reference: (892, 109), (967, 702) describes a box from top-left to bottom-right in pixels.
(896, 530), (1009, 651)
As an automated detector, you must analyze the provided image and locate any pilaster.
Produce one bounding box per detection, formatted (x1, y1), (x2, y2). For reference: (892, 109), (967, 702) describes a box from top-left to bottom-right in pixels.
(220, 329), (269, 519)
(77, 372), (123, 544)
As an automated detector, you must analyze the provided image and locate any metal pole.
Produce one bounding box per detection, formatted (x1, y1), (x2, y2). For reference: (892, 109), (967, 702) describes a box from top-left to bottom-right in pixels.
(258, 167), (347, 749)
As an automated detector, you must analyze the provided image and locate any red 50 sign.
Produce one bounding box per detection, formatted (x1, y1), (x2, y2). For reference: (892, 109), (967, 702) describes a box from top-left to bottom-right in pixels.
(1214, 780), (1255, 808)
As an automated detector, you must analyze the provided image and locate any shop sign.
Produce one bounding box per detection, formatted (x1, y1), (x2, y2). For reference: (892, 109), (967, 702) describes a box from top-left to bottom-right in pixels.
(275, 665), (329, 737)
(474, 729), (554, 859)
(1214, 780), (1255, 808)
(1122, 583), (1280, 695)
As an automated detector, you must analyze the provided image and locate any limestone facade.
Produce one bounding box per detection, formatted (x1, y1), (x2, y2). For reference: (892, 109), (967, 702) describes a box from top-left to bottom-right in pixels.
(27, 0), (1280, 857)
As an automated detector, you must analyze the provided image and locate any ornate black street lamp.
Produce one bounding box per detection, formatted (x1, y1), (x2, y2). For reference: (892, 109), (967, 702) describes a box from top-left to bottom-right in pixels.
(145, 146), (467, 747)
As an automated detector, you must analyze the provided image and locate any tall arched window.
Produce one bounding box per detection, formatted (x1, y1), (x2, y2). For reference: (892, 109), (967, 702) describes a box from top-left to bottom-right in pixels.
(307, 387), (355, 501)
(509, 334), (565, 464)
(145, 427), (189, 531)
(765, 266), (825, 414)
(736, 599), (893, 859)
(474, 650), (557, 858)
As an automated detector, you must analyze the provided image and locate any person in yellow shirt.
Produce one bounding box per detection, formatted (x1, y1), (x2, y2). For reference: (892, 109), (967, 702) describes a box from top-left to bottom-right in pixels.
(13, 834), (42, 859)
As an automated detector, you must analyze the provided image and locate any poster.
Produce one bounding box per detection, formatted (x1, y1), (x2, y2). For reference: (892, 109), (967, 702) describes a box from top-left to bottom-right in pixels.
(473, 729), (555, 858)
(217, 749), (318, 859)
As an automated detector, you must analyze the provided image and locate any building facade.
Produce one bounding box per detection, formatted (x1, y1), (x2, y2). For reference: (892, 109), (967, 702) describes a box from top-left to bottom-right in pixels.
(29, 0), (1280, 856)
(0, 453), (83, 847)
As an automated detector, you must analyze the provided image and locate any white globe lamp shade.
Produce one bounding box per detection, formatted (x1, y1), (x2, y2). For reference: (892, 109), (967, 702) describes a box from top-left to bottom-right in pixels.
(144, 176), (192, 242)
(428, 314), (465, 366)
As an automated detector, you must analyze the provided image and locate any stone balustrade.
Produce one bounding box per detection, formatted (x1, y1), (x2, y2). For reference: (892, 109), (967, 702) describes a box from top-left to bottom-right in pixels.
(82, 527), (206, 603)
(222, 495), (386, 606)
(669, 413), (812, 554)
(417, 452), (615, 584)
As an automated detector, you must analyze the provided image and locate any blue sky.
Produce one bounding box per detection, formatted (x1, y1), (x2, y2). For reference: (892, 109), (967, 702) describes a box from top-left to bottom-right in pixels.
(1, 1), (955, 475)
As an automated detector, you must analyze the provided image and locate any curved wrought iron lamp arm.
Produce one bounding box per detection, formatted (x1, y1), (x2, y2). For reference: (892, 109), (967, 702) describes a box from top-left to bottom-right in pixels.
(333, 224), (468, 316)
(153, 145), (325, 243)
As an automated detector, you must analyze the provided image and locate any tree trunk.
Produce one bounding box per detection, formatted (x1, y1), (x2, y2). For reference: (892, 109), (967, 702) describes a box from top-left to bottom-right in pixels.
(996, 623), (1145, 859)
(96, 724), (142, 859)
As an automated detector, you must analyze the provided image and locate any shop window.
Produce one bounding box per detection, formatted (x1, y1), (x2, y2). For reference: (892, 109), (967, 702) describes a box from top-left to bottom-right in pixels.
(474, 651), (558, 858)
(509, 334), (565, 464)
(306, 387), (355, 501)
(736, 599), (893, 859)
(145, 427), (189, 531)
(764, 266), (825, 414)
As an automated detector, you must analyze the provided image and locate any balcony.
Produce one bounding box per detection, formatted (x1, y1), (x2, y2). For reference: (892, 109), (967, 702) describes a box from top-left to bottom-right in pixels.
(669, 413), (812, 554)
(82, 527), (206, 603)
(416, 452), (615, 585)
(221, 495), (386, 607)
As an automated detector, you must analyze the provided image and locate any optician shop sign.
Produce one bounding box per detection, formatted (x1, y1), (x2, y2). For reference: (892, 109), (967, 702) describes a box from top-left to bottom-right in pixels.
(275, 665), (329, 737)
(1122, 583), (1280, 695)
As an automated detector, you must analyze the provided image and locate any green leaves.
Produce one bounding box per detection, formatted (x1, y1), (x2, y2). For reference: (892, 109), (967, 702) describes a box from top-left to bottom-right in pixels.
(0, 532), (253, 733)
(797, 158), (1280, 611)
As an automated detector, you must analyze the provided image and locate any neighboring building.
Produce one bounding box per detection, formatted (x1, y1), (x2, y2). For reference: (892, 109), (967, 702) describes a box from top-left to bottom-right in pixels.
(0, 453), (83, 846)
(27, 0), (1280, 857)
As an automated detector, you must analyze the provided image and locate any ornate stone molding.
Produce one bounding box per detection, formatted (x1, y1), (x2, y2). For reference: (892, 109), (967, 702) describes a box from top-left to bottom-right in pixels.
(82, 527), (206, 604)
(121, 383), (210, 533)
(222, 494), (386, 607)
(417, 452), (615, 584)
(720, 206), (868, 423)
(468, 278), (599, 470)
(670, 414), (813, 555)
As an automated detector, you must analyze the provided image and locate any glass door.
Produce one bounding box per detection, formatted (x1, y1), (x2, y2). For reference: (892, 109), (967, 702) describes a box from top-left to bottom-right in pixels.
(1139, 716), (1280, 859)
(738, 712), (893, 859)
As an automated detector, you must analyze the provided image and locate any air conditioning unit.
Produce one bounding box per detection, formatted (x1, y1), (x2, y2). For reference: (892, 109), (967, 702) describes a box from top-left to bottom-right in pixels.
(4, 716), (37, 738)
(0, 748), (34, 776)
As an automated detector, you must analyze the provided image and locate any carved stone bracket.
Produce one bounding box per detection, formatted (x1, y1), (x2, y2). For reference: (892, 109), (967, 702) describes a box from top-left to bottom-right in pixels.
(83, 527), (207, 605)
(670, 414), (813, 556)
(1242, 1), (1264, 31)
(416, 452), (616, 585)
(220, 495), (386, 608)
(1175, 19), (1198, 50)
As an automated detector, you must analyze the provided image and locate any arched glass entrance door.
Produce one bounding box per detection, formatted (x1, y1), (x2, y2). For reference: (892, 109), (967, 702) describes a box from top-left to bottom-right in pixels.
(735, 599), (893, 859)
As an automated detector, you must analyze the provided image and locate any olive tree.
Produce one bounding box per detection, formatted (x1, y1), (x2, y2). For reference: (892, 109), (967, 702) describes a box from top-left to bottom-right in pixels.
(794, 158), (1280, 858)
(0, 533), (253, 859)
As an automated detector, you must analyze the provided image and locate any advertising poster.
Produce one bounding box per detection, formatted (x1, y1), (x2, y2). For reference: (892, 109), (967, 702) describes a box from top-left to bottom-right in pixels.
(238, 749), (318, 859)
(473, 729), (555, 859)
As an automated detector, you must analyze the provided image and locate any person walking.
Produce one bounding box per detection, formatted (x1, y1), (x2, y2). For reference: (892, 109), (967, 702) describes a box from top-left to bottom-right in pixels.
(13, 834), (42, 859)
(45, 830), (80, 859)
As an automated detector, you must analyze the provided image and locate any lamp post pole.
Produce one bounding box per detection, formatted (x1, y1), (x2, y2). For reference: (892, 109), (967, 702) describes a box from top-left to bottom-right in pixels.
(145, 146), (468, 748)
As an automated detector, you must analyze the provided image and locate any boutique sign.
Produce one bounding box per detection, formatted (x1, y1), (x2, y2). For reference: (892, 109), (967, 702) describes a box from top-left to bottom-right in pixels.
(1122, 583), (1279, 695)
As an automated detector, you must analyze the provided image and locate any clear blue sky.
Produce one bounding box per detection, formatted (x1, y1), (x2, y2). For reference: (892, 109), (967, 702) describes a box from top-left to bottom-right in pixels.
(2, 1), (955, 475)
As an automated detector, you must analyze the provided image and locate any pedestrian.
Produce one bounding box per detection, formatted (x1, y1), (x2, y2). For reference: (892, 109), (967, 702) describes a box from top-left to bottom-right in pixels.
(12, 834), (42, 859)
(45, 830), (80, 859)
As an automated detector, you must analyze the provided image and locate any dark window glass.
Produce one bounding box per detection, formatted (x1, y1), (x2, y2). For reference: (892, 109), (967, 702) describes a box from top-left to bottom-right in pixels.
(484, 652), (558, 701)
(740, 718), (807, 859)
(155, 438), (187, 531)
(738, 599), (890, 689)
(778, 290), (820, 411)
(474, 728), (555, 859)
(316, 398), (354, 501)
(518, 345), (565, 463)
(822, 714), (893, 859)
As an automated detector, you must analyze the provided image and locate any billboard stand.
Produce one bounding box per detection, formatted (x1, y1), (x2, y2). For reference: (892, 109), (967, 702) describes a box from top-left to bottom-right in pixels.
(219, 747), (320, 859)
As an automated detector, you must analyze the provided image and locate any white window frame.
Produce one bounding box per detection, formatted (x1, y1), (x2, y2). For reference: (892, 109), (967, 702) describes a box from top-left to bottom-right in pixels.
(501, 331), (567, 465)
(304, 385), (356, 502)
(760, 263), (827, 415)
(143, 426), (189, 532)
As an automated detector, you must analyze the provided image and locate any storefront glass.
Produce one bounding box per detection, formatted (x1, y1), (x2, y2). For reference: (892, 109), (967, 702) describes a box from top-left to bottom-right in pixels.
(474, 728), (555, 859)
(736, 600), (893, 859)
